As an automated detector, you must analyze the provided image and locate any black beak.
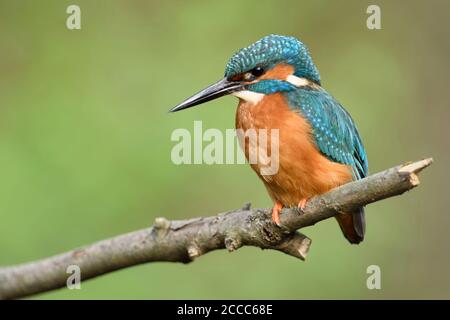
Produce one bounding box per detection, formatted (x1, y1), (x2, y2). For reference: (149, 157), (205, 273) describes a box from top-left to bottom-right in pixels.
(169, 78), (245, 112)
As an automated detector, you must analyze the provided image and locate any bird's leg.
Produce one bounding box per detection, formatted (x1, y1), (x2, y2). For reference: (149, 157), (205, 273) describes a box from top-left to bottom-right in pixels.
(297, 198), (309, 211)
(271, 202), (283, 226)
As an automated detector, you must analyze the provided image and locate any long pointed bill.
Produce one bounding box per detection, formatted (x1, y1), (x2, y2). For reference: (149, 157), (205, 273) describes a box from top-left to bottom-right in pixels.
(169, 78), (245, 112)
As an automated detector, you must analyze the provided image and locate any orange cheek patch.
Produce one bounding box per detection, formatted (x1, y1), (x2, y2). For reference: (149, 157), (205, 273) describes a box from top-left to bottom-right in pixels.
(260, 64), (294, 81)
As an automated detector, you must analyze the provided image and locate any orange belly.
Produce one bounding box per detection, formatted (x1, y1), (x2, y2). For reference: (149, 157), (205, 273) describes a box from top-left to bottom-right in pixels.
(236, 93), (352, 207)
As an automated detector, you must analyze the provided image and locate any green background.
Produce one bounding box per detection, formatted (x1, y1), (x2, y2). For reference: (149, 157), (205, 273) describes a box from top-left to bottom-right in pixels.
(0, 0), (448, 299)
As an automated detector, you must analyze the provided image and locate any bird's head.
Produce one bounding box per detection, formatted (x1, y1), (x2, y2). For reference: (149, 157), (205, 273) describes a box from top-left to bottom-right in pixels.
(170, 34), (320, 112)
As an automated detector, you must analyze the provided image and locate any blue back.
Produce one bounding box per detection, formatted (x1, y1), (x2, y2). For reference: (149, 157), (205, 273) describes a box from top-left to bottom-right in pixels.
(285, 86), (368, 180)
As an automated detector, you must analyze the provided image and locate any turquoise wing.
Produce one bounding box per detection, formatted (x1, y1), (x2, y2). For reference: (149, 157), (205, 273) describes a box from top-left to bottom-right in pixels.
(285, 86), (368, 180)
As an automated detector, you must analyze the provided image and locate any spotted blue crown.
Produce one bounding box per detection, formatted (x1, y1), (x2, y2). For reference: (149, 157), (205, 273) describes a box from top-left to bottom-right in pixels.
(224, 34), (321, 85)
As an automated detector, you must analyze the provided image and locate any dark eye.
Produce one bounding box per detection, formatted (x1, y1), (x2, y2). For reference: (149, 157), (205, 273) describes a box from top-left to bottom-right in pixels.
(250, 66), (264, 77)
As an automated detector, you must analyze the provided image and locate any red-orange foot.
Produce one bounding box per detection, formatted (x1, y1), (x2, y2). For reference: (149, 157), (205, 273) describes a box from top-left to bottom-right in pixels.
(271, 202), (283, 226)
(297, 198), (308, 211)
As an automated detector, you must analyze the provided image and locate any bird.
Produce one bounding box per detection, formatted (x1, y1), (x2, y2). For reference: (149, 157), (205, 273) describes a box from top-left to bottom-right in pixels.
(170, 34), (368, 244)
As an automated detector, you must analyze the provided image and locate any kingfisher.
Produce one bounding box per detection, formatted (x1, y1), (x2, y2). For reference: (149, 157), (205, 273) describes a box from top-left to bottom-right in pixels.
(170, 35), (368, 244)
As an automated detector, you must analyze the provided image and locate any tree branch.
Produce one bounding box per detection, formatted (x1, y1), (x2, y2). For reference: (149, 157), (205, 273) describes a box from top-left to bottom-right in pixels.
(0, 158), (433, 299)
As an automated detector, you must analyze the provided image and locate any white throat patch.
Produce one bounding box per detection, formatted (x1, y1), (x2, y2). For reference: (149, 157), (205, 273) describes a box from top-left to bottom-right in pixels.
(232, 90), (264, 105)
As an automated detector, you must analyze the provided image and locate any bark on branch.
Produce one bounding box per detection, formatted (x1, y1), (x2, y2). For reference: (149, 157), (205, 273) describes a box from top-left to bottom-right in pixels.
(0, 158), (433, 299)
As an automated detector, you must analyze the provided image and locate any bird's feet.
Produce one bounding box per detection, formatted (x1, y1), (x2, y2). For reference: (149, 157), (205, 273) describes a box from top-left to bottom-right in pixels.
(297, 198), (309, 212)
(271, 202), (283, 226)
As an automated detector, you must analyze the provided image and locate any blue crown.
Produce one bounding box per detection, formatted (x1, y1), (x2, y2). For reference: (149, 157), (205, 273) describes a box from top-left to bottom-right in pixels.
(224, 34), (321, 85)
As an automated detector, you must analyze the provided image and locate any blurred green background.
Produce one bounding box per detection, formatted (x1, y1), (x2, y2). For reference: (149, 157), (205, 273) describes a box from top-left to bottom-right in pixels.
(0, 0), (448, 299)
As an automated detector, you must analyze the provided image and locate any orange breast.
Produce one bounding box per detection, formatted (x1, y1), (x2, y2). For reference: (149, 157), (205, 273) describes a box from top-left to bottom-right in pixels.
(236, 93), (352, 207)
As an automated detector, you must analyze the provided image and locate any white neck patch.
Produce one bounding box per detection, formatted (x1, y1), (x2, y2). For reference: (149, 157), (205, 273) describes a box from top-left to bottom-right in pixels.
(286, 75), (312, 87)
(232, 75), (313, 105)
(232, 90), (264, 105)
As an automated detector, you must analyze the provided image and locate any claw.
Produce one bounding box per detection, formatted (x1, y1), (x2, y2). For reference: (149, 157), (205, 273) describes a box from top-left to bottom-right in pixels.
(271, 202), (283, 226)
(298, 198), (308, 211)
